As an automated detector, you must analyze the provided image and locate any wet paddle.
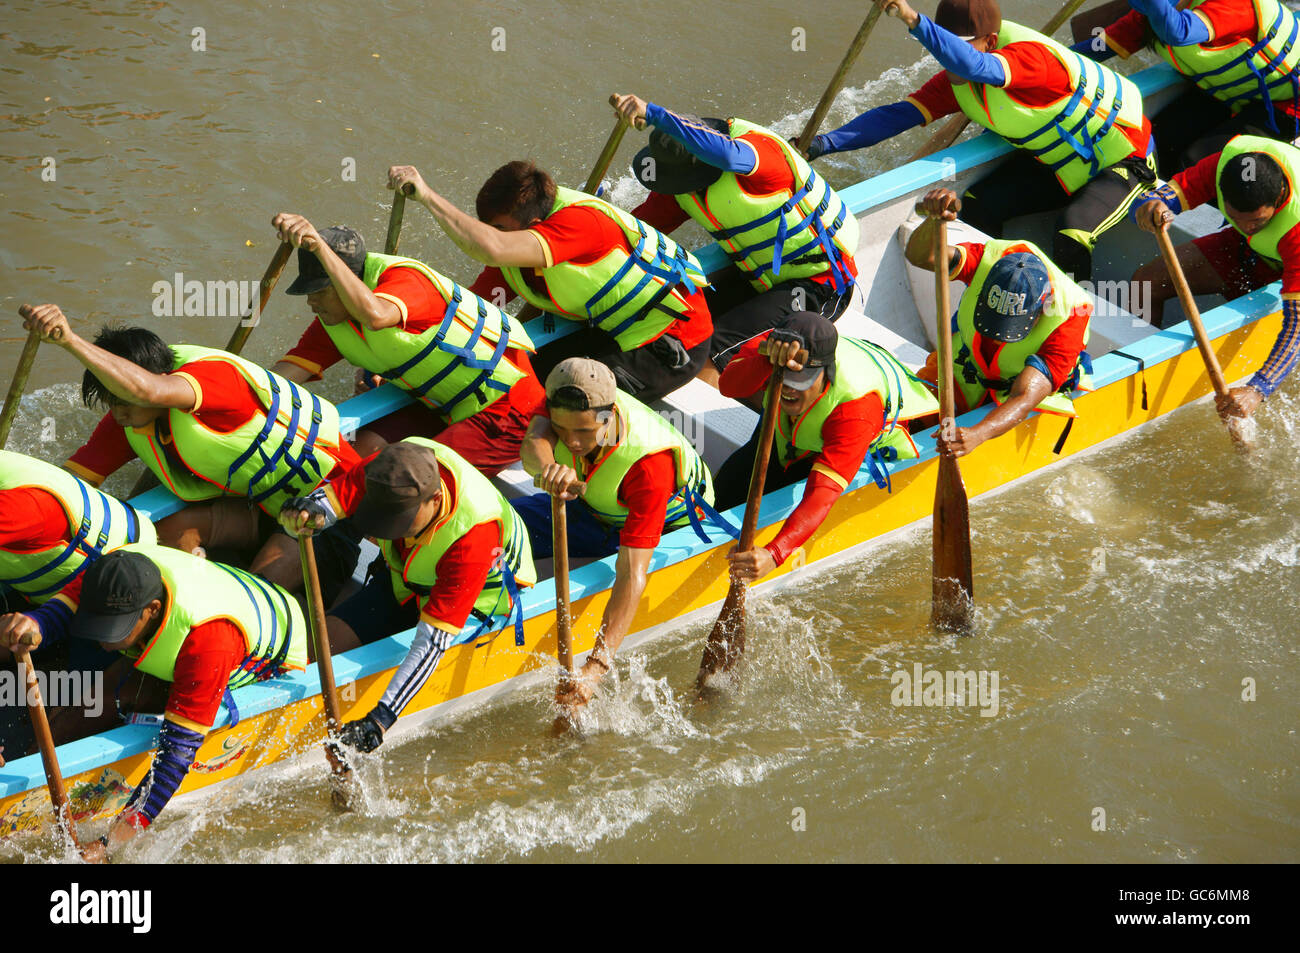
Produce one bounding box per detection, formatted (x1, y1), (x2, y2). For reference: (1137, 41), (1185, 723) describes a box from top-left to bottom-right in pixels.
(908, 0), (1092, 162)
(552, 495), (575, 690)
(695, 345), (804, 693)
(928, 218), (975, 631)
(0, 327), (40, 450)
(795, 5), (886, 154)
(299, 533), (353, 807)
(16, 648), (80, 849)
(1154, 226), (1255, 451)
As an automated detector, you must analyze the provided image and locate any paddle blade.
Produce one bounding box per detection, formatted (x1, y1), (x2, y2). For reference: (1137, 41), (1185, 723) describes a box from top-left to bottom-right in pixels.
(696, 581), (747, 694)
(931, 454), (974, 633)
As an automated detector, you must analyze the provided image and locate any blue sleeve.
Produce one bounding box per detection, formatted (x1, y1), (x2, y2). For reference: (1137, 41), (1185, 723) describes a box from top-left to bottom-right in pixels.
(1130, 182), (1185, 223)
(22, 598), (73, 647)
(1129, 0), (1211, 46)
(910, 14), (1006, 86)
(645, 102), (755, 174)
(1249, 299), (1300, 397)
(1069, 36), (1118, 62)
(812, 101), (926, 158)
(124, 718), (203, 824)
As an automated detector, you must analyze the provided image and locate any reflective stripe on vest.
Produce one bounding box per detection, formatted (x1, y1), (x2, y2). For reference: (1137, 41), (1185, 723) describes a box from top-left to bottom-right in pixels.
(1215, 134), (1300, 263)
(773, 337), (939, 491)
(676, 118), (859, 295)
(954, 239), (1094, 418)
(123, 544), (306, 689)
(319, 254), (533, 424)
(123, 345), (345, 515)
(555, 391), (715, 533)
(383, 438), (536, 641)
(500, 187), (707, 351)
(951, 21), (1146, 194)
(0, 451), (156, 602)
(1156, 0), (1300, 135)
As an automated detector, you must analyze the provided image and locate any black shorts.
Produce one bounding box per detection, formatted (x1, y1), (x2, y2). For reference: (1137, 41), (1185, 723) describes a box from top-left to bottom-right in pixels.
(1153, 85), (1300, 171)
(704, 264), (855, 372)
(327, 554), (419, 646)
(532, 327), (710, 404)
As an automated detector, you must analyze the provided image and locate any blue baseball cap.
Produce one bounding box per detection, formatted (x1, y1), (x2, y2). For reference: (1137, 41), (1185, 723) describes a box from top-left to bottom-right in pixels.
(973, 253), (1052, 343)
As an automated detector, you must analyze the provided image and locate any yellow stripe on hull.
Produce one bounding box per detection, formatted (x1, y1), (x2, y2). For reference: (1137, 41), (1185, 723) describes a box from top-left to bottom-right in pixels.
(0, 312), (1281, 837)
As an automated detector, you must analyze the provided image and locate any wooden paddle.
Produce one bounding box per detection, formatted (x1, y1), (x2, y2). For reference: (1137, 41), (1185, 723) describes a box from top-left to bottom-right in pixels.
(908, 0), (1093, 162)
(1154, 226), (1254, 451)
(223, 241), (293, 355)
(16, 649), (80, 848)
(695, 346), (804, 692)
(0, 327), (40, 450)
(795, 5), (886, 154)
(385, 190), (407, 256)
(928, 218), (975, 631)
(299, 533), (353, 807)
(552, 495), (575, 691)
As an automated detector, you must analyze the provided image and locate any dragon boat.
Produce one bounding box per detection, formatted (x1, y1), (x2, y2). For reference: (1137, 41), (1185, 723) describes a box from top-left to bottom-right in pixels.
(1, 62), (1282, 837)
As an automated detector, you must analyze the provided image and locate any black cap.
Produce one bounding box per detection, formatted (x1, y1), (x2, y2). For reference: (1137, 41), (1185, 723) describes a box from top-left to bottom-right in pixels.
(70, 551), (165, 645)
(285, 226), (367, 296)
(632, 116), (729, 195)
(771, 311), (838, 390)
(351, 442), (443, 540)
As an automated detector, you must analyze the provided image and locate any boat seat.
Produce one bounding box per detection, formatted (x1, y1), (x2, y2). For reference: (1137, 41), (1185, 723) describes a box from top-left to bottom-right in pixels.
(492, 462), (539, 500)
(836, 305), (932, 370)
(652, 378), (758, 474)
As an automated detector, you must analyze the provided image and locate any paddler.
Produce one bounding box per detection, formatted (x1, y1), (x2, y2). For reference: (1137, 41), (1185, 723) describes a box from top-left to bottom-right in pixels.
(385, 163), (715, 404)
(515, 358), (733, 712)
(715, 312), (938, 582)
(1131, 136), (1300, 418)
(278, 438), (536, 752)
(806, 0), (1156, 281)
(0, 544), (308, 861)
(905, 187), (1095, 456)
(1080, 0), (1300, 169)
(268, 215), (546, 474)
(20, 304), (363, 602)
(0, 449), (158, 762)
(609, 93), (860, 383)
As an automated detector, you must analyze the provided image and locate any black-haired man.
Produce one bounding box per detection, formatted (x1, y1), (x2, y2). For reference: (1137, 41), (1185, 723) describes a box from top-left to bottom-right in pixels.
(1132, 136), (1300, 418)
(21, 304), (362, 597)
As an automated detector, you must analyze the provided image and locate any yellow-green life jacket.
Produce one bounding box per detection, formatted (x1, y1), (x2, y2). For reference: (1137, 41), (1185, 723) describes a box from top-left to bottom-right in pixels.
(122, 544), (306, 696)
(954, 239), (1094, 417)
(674, 117), (859, 295)
(319, 253), (535, 424)
(383, 438), (536, 632)
(123, 345), (346, 516)
(772, 337), (939, 490)
(951, 20), (1146, 194)
(555, 390), (715, 533)
(0, 450), (156, 603)
(1215, 134), (1300, 263)
(1154, 0), (1300, 134)
(499, 186), (707, 351)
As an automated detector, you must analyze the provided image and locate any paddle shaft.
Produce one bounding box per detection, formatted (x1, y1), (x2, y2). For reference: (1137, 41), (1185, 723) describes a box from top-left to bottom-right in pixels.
(795, 6), (886, 153)
(299, 534), (351, 784)
(1155, 227), (1231, 400)
(696, 358), (791, 687)
(17, 650), (79, 843)
(0, 327), (40, 450)
(930, 219), (975, 630)
(385, 191), (407, 255)
(908, 0), (1092, 162)
(1070, 0), (1131, 44)
(223, 241), (293, 355)
(586, 113), (631, 194)
(552, 496), (574, 688)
